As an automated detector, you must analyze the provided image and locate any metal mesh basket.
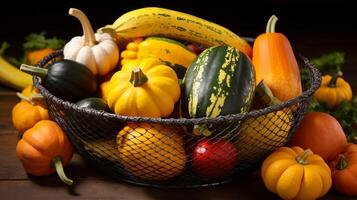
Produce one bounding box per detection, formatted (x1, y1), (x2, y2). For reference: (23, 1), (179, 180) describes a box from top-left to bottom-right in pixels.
(34, 50), (321, 188)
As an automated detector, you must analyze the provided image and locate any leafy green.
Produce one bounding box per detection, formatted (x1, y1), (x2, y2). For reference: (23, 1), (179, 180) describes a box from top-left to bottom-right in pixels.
(311, 51), (345, 74)
(1, 32), (66, 67)
(23, 32), (65, 51)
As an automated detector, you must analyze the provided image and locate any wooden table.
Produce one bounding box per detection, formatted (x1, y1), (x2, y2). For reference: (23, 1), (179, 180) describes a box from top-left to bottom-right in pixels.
(1, 33), (356, 199)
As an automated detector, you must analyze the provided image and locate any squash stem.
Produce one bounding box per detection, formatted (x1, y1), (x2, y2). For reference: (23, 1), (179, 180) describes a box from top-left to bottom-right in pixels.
(52, 156), (73, 186)
(328, 71), (343, 88)
(256, 80), (281, 106)
(16, 92), (35, 105)
(20, 64), (48, 79)
(130, 67), (148, 87)
(336, 154), (348, 170)
(69, 8), (96, 46)
(266, 15), (278, 33)
(296, 149), (312, 165)
(30, 94), (45, 102)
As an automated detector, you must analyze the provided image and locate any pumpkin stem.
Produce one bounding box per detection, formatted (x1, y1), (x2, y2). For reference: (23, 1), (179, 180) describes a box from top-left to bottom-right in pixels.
(20, 64), (48, 79)
(256, 80), (281, 106)
(69, 8), (96, 47)
(16, 92), (35, 105)
(327, 71), (343, 88)
(266, 15), (278, 33)
(296, 149), (312, 165)
(130, 67), (148, 87)
(336, 154), (348, 170)
(52, 156), (73, 186)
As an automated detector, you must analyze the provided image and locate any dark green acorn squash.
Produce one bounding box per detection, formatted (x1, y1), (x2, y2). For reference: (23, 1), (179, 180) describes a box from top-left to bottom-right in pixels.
(21, 60), (97, 102)
(76, 97), (110, 112)
(183, 44), (255, 121)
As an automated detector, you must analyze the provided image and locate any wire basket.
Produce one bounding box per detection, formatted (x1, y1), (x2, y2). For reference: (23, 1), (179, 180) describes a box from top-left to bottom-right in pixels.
(34, 50), (321, 188)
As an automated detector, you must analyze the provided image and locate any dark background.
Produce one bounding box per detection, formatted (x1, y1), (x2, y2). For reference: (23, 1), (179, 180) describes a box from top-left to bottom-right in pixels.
(1, 0), (356, 57)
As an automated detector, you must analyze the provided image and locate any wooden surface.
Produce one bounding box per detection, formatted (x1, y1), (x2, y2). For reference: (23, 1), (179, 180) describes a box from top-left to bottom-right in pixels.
(1, 34), (357, 199)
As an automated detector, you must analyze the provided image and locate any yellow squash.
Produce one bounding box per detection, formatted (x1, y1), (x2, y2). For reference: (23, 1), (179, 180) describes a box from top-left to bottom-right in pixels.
(0, 56), (32, 91)
(100, 7), (252, 57)
(262, 146), (332, 200)
(107, 58), (180, 117)
(117, 123), (186, 180)
(314, 72), (352, 109)
(120, 38), (143, 66)
(235, 81), (293, 161)
(121, 37), (197, 79)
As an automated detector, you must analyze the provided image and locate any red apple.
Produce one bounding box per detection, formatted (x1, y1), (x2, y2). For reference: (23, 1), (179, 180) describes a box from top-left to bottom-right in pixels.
(192, 139), (238, 178)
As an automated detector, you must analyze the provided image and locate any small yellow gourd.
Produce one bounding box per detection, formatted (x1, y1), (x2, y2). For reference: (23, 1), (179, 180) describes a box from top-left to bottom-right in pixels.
(107, 58), (180, 117)
(262, 146), (332, 200)
(314, 72), (352, 109)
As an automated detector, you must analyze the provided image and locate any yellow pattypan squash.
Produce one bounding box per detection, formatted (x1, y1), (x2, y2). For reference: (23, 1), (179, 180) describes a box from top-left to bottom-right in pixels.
(261, 146), (332, 200)
(107, 58), (180, 117)
(314, 72), (352, 109)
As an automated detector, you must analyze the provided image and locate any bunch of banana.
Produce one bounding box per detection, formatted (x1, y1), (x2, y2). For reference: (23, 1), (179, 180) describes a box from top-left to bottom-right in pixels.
(99, 7), (252, 57)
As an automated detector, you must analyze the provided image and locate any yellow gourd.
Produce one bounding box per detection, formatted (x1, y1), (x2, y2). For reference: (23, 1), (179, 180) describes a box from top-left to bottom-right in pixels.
(120, 36), (196, 69)
(120, 38), (143, 66)
(235, 81), (293, 161)
(261, 146), (332, 200)
(314, 72), (352, 109)
(107, 58), (180, 117)
(117, 123), (186, 180)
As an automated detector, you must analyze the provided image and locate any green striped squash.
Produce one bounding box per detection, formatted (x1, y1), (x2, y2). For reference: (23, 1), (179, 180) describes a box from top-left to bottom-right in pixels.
(183, 45), (255, 120)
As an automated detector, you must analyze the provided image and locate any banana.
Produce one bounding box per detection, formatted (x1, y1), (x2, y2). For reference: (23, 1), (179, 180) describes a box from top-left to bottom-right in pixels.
(0, 56), (33, 90)
(99, 7), (252, 57)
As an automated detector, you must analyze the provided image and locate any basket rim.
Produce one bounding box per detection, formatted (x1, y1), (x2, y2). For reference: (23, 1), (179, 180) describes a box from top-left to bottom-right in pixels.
(34, 50), (321, 126)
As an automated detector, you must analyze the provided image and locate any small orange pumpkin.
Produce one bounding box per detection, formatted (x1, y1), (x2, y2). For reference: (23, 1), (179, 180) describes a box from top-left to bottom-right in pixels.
(16, 120), (74, 185)
(329, 143), (357, 196)
(12, 93), (49, 134)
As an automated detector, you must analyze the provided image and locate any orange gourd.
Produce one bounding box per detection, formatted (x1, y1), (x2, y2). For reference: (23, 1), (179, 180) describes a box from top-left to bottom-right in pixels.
(329, 143), (357, 196)
(289, 112), (347, 161)
(16, 120), (74, 185)
(262, 146), (331, 200)
(12, 93), (49, 134)
(252, 15), (302, 101)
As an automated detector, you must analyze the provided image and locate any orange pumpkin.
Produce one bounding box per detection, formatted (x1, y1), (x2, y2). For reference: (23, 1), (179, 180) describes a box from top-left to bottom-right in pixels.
(252, 15), (302, 101)
(329, 143), (357, 196)
(289, 112), (347, 161)
(16, 120), (74, 185)
(12, 93), (49, 134)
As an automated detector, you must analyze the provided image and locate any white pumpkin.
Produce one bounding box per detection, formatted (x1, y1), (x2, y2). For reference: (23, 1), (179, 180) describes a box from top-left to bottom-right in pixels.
(64, 8), (119, 76)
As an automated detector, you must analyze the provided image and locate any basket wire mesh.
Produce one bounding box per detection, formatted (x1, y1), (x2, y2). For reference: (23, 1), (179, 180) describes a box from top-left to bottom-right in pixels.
(34, 50), (321, 188)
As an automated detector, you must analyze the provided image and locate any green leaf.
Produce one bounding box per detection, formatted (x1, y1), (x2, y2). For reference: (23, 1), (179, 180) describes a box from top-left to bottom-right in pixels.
(311, 51), (345, 74)
(23, 32), (65, 51)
